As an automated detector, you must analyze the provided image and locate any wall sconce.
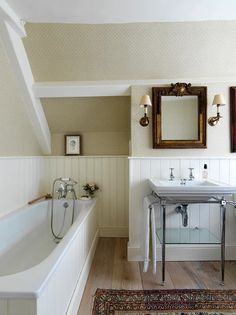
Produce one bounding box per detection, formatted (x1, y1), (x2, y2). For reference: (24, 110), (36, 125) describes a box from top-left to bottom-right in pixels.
(208, 94), (226, 126)
(139, 95), (152, 127)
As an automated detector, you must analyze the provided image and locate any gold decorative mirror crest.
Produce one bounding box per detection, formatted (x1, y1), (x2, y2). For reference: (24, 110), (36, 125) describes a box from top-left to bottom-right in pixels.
(170, 82), (192, 96)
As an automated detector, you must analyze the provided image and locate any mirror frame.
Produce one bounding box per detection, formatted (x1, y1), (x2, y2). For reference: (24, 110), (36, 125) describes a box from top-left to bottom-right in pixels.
(152, 83), (207, 149)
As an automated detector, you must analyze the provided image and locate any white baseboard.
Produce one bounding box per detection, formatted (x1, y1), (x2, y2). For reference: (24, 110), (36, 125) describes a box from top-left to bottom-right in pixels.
(99, 226), (128, 237)
(128, 243), (236, 261)
(66, 229), (99, 315)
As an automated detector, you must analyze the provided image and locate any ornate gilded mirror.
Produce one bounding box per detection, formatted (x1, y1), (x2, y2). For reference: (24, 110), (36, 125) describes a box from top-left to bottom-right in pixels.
(152, 83), (207, 149)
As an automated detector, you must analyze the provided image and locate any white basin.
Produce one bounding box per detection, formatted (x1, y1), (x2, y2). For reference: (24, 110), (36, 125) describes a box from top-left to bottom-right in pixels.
(148, 178), (236, 201)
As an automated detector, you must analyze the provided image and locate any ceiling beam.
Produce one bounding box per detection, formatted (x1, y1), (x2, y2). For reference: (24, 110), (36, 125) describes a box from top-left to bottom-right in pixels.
(0, 19), (51, 154)
(0, 0), (26, 38)
(33, 77), (236, 98)
(33, 81), (131, 97)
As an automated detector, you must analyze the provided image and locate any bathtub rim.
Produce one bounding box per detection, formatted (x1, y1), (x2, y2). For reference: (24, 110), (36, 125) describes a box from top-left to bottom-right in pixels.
(0, 198), (97, 299)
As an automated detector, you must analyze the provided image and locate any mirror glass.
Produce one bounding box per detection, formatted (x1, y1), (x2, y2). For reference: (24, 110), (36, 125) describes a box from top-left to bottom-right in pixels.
(161, 96), (198, 140)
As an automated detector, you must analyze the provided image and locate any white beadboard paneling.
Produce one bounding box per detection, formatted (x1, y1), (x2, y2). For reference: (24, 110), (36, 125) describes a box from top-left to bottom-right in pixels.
(44, 156), (129, 237)
(129, 157), (236, 261)
(180, 159), (191, 179)
(160, 159), (170, 179)
(0, 155), (128, 236)
(169, 159), (181, 180)
(230, 159), (236, 185)
(0, 157), (45, 217)
(150, 159), (161, 179)
(0, 300), (7, 315)
(219, 159), (230, 184)
(129, 159), (141, 246)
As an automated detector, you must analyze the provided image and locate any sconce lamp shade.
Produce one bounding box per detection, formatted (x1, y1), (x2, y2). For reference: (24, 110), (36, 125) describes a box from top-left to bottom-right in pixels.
(139, 95), (152, 107)
(212, 94), (226, 107)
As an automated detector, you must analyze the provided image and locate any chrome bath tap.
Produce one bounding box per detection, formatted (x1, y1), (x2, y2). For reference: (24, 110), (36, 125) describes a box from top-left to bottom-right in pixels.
(169, 168), (175, 181)
(55, 178), (78, 199)
(189, 168), (195, 181)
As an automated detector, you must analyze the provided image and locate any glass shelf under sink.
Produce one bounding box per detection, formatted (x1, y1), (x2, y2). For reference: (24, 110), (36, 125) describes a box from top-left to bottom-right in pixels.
(156, 227), (219, 244)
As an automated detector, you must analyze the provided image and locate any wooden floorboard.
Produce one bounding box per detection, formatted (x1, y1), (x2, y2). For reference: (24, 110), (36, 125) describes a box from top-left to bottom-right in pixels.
(77, 238), (236, 315)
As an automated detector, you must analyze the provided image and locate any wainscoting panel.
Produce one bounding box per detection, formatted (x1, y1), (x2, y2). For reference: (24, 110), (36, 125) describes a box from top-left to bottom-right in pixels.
(129, 157), (236, 261)
(0, 157), (45, 217)
(44, 156), (129, 237)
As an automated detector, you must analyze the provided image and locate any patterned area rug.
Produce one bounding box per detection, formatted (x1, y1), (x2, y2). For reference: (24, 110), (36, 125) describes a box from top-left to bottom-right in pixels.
(92, 289), (236, 315)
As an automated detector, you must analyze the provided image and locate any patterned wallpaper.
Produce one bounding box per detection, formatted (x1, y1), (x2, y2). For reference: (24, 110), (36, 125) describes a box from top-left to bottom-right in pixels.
(24, 21), (236, 82)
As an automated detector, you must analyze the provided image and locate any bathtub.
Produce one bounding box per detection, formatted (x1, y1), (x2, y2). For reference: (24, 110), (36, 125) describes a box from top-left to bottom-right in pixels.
(0, 198), (98, 315)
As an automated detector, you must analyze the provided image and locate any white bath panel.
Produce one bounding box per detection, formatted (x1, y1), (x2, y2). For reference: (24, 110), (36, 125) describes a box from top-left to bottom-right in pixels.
(8, 299), (36, 315)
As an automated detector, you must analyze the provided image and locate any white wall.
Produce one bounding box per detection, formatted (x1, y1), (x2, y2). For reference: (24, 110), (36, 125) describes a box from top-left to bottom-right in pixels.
(128, 157), (236, 261)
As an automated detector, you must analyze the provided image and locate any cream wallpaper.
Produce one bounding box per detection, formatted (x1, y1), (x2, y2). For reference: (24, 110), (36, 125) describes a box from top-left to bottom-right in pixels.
(42, 96), (130, 132)
(51, 132), (129, 155)
(42, 96), (130, 155)
(0, 36), (42, 156)
(24, 21), (236, 81)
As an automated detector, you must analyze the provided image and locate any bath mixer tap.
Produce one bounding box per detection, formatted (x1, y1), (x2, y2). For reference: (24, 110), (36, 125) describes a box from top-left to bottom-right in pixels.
(188, 168), (195, 181)
(55, 178), (78, 199)
(169, 168), (175, 181)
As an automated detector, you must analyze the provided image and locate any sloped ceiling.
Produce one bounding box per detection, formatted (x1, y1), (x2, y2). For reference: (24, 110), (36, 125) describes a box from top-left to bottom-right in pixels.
(6, 0), (236, 23)
(23, 22), (236, 82)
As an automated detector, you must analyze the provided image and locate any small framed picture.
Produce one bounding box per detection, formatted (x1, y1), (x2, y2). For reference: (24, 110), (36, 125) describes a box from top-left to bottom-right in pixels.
(65, 135), (81, 155)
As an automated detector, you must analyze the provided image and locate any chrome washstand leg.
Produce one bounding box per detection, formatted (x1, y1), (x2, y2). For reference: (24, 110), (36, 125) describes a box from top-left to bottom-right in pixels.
(161, 201), (166, 285)
(220, 197), (226, 286)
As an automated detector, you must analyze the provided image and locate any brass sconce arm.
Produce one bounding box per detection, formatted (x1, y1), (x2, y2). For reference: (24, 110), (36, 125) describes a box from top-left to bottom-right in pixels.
(208, 95), (225, 127)
(139, 95), (152, 127)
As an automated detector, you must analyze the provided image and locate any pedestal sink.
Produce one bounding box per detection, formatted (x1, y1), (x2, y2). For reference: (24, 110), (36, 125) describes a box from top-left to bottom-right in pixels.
(148, 178), (236, 201)
(147, 177), (236, 285)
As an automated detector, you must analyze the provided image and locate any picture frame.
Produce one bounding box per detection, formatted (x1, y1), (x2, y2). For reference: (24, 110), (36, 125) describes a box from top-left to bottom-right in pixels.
(65, 135), (81, 155)
(230, 87), (236, 152)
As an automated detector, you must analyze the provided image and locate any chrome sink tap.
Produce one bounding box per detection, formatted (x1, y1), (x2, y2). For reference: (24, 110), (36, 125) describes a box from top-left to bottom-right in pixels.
(169, 168), (175, 181)
(189, 168), (195, 181)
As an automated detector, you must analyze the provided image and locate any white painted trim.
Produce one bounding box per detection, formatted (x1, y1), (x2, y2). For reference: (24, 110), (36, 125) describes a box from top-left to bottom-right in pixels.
(44, 155), (129, 159)
(33, 77), (236, 98)
(128, 244), (236, 261)
(0, 0), (26, 38)
(66, 230), (99, 315)
(6, 0), (236, 24)
(128, 156), (236, 160)
(99, 226), (128, 237)
(0, 20), (51, 154)
(33, 81), (131, 98)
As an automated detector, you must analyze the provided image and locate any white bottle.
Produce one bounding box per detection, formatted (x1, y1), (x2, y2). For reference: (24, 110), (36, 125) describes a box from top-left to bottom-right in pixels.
(202, 164), (208, 180)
